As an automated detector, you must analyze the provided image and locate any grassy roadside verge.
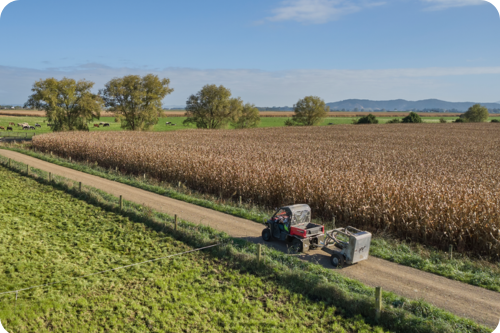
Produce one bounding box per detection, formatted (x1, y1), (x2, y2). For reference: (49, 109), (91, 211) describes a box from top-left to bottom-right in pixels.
(1, 144), (499, 293)
(0, 157), (490, 333)
(1, 166), (388, 332)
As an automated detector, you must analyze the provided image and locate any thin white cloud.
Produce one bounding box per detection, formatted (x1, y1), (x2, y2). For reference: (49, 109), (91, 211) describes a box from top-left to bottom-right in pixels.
(1, 64), (499, 106)
(263, 0), (384, 24)
(422, 0), (485, 10)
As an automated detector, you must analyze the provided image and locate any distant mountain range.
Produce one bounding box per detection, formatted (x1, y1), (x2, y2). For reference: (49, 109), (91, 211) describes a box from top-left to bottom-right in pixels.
(326, 99), (500, 112)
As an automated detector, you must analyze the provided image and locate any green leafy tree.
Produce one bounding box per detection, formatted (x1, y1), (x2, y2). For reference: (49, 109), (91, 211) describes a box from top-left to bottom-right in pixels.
(24, 77), (103, 131)
(183, 84), (242, 129)
(356, 114), (378, 124)
(291, 96), (329, 126)
(461, 104), (489, 122)
(232, 103), (260, 129)
(100, 74), (173, 131)
(401, 112), (423, 123)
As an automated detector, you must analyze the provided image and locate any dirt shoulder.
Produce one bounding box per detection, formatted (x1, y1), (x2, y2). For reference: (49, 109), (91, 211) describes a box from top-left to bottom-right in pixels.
(0, 149), (498, 328)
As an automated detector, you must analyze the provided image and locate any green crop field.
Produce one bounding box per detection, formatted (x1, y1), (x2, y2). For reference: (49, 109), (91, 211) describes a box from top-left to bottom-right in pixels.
(0, 166), (385, 332)
(0, 115), (460, 137)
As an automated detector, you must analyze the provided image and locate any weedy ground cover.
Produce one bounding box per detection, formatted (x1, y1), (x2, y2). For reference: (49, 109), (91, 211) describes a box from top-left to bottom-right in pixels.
(0, 163), (491, 333)
(0, 166), (390, 332)
(2, 144), (499, 292)
(31, 124), (500, 259)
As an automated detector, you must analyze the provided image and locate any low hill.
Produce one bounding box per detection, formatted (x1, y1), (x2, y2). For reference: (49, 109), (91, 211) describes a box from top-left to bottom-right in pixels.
(326, 99), (500, 112)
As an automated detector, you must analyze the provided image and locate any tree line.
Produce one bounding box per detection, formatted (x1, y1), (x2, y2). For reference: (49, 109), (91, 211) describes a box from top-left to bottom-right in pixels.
(23, 76), (332, 132)
(24, 76), (491, 132)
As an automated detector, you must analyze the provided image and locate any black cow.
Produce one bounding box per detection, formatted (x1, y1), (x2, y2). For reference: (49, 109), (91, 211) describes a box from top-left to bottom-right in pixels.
(7, 127), (13, 131)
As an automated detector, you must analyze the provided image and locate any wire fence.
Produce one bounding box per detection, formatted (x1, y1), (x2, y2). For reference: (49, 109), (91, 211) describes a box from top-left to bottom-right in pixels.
(0, 132), (35, 139)
(0, 244), (220, 300)
(0, 154), (227, 310)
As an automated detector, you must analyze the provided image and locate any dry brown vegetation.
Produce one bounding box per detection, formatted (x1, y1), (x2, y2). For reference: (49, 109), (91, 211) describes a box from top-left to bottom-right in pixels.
(32, 124), (500, 257)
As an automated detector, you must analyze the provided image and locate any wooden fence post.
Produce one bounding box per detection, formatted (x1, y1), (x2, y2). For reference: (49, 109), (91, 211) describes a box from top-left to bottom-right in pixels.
(449, 245), (453, 260)
(257, 244), (262, 262)
(174, 214), (178, 231)
(119, 195), (123, 211)
(48, 172), (52, 182)
(239, 196), (242, 206)
(375, 287), (382, 321)
(79, 182), (82, 192)
(26, 165), (29, 175)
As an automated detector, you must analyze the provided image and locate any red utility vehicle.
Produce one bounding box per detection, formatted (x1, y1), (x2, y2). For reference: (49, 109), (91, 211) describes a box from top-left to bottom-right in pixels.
(262, 204), (372, 268)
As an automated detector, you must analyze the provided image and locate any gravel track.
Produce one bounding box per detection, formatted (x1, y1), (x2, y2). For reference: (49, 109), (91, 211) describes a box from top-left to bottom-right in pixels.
(1, 149), (498, 328)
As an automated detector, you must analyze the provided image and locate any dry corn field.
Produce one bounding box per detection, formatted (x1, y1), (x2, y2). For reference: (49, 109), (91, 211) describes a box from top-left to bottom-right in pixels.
(32, 124), (500, 258)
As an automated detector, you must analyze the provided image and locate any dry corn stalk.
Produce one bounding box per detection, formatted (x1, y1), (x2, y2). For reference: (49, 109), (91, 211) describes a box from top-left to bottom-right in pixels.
(32, 123), (500, 258)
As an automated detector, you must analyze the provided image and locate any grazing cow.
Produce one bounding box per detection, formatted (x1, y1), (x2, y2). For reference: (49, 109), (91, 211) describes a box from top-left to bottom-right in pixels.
(94, 124), (100, 128)
(171, 123), (176, 126)
(23, 126), (30, 130)
(99, 122), (105, 125)
(0, 126), (4, 130)
(30, 126), (36, 130)
(103, 123), (110, 127)
(17, 123), (22, 127)
(35, 123), (41, 128)
(165, 122), (171, 125)
(7, 127), (12, 131)
(9, 122), (15, 126)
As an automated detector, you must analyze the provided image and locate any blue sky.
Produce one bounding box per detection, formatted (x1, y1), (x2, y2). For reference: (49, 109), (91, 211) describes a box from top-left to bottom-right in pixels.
(0, 0), (499, 106)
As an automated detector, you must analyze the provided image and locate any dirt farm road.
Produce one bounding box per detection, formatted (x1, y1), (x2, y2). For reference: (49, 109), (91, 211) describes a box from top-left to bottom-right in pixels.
(1, 149), (498, 328)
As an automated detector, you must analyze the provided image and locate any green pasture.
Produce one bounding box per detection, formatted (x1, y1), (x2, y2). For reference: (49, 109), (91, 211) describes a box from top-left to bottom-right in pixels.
(0, 166), (386, 332)
(0, 115), (458, 135)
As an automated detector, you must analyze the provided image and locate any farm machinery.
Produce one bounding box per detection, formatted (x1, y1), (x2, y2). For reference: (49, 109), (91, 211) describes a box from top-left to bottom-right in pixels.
(261, 204), (372, 268)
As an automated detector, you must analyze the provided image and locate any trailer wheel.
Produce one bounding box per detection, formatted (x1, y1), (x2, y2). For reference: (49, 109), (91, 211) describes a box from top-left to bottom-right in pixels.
(262, 228), (272, 241)
(330, 253), (345, 268)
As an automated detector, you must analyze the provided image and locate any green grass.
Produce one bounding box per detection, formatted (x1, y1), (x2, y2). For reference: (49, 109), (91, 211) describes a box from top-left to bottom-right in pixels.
(0, 166), (390, 332)
(0, 162), (491, 333)
(0, 115), (462, 136)
(2, 144), (499, 295)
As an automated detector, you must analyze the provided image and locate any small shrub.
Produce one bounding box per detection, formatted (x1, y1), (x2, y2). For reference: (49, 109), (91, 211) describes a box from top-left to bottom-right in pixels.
(401, 112), (422, 123)
(114, 117), (121, 123)
(491, 119), (499, 123)
(284, 118), (294, 126)
(387, 118), (401, 124)
(439, 118), (447, 123)
(356, 114), (378, 124)
(454, 118), (466, 123)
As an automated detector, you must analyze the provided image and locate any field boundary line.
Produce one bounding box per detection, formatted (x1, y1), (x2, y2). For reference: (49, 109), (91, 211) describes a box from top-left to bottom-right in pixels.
(0, 244), (220, 297)
(0, 148), (498, 330)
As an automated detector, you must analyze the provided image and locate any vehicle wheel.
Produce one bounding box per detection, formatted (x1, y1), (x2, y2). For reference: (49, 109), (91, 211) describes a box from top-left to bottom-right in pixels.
(290, 239), (303, 253)
(262, 228), (272, 241)
(330, 252), (345, 268)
